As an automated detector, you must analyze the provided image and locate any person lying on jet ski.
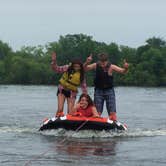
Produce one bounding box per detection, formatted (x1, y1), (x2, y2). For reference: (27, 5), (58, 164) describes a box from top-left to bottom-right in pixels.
(69, 93), (100, 117)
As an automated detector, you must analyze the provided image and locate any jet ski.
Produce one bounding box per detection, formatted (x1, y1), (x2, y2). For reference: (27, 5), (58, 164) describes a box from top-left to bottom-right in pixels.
(39, 114), (127, 131)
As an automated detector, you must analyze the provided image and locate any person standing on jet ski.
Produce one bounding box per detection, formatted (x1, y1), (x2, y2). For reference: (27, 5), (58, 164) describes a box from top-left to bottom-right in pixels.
(84, 53), (129, 121)
(51, 52), (87, 117)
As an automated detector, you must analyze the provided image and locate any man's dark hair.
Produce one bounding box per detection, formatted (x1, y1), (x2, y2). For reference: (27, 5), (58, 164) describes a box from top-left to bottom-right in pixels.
(98, 53), (109, 62)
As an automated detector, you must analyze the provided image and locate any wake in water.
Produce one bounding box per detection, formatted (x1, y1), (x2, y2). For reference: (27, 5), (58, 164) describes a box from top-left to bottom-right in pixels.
(39, 127), (166, 138)
(1, 124), (166, 138)
(0, 125), (37, 134)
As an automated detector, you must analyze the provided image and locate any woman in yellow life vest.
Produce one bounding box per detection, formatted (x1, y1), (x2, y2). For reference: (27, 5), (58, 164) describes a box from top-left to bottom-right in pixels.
(51, 52), (87, 117)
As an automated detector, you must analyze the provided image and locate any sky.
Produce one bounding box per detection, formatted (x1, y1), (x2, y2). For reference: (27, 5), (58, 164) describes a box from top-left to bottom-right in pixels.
(0, 0), (166, 51)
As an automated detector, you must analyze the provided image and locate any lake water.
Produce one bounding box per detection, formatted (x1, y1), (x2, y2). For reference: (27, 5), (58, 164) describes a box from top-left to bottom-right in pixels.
(0, 85), (166, 166)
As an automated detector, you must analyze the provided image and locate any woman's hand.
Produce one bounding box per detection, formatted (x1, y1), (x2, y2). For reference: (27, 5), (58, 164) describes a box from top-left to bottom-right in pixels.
(51, 52), (57, 65)
(51, 52), (56, 62)
(75, 102), (81, 108)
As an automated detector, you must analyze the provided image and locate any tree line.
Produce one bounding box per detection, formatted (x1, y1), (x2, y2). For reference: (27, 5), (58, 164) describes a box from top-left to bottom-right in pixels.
(0, 34), (165, 86)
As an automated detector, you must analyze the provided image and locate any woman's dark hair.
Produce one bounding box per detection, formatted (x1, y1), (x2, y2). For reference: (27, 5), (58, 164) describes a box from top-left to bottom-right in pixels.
(78, 93), (94, 107)
(67, 59), (84, 83)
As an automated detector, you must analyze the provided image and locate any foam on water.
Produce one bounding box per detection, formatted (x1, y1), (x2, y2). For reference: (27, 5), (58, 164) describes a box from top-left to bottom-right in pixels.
(1, 124), (166, 138)
(126, 128), (166, 137)
(0, 126), (37, 134)
(39, 128), (166, 138)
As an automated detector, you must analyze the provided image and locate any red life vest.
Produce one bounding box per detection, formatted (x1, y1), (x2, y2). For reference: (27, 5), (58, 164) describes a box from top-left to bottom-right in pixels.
(76, 106), (93, 117)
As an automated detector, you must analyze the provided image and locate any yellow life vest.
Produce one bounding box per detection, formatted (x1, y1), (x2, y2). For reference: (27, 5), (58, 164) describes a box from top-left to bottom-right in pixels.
(59, 71), (81, 92)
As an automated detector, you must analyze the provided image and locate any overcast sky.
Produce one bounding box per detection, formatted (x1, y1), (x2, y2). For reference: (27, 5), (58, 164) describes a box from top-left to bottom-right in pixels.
(0, 0), (166, 51)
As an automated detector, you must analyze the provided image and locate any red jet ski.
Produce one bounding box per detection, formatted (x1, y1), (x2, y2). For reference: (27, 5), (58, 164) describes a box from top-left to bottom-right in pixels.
(39, 114), (127, 131)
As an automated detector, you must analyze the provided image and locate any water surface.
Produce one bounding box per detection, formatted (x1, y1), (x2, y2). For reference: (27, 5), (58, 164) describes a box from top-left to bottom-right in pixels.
(0, 85), (166, 166)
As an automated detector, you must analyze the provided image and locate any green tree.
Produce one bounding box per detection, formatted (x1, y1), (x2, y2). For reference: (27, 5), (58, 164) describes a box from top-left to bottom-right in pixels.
(146, 37), (166, 48)
(48, 34), (94, 63)
(0, 40), (12, 59)
(0, 35), (166, 86)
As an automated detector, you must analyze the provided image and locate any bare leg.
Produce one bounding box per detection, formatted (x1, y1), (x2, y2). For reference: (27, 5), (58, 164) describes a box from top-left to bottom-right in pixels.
(67, 97), (76, 113)
(56, 93), (66, 117)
